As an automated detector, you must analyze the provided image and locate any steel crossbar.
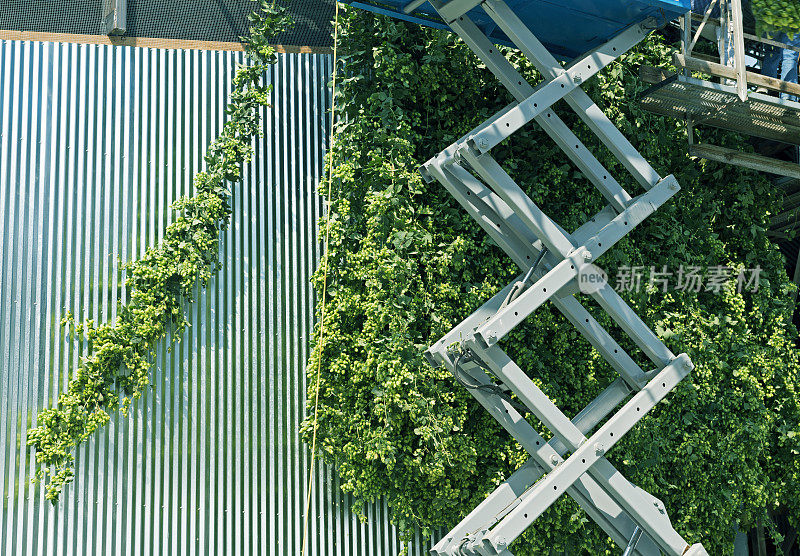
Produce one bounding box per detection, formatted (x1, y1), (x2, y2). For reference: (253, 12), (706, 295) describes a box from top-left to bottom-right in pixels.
(419, 1), (709, 555)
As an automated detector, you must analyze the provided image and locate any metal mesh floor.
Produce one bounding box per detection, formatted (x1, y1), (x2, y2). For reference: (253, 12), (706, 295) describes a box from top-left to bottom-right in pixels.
(640, 74), (800, 145)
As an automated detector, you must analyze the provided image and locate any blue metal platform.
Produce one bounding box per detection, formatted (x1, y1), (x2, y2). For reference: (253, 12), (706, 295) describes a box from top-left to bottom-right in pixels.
(346, 0), (690, 60)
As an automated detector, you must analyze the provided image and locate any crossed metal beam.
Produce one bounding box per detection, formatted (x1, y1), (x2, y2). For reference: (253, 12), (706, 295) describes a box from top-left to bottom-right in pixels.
(417, 1), (710, 554)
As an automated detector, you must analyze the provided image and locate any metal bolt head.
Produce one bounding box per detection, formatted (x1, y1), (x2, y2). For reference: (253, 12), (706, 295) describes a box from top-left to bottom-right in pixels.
(683, 359), (694, 371)
(477, 137), (490, 149)
(595, 442), (605, 454)
(582, 251), (592, 262)
(550, 454), (560, 466)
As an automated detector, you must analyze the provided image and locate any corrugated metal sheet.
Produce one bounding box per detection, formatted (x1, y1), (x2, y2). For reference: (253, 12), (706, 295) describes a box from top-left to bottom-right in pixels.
(0, 40), (430, 555)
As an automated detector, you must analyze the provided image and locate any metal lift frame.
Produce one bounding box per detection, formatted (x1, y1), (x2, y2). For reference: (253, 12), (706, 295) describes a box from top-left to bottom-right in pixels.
(414, 1), (710, 554)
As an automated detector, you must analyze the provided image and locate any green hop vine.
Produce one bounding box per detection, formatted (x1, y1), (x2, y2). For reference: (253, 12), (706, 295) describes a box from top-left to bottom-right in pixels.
(301, 7), (800, 553)
(26, 1), (294, 503)
(752, 0), (800, 38)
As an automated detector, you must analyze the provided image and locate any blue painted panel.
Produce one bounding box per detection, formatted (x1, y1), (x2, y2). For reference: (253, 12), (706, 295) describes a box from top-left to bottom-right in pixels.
(346, 0), (691, 59)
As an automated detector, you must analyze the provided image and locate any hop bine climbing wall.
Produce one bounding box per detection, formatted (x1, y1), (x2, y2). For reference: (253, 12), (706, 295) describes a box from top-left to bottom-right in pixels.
(349, 0), (710, 554)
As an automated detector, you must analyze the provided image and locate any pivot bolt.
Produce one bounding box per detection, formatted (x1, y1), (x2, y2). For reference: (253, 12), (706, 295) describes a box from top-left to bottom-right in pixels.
(595, 442), (605, 455)
(583, 251), (593, 262)
(477, 137), (490, 150)
(550, 454), (560, 466)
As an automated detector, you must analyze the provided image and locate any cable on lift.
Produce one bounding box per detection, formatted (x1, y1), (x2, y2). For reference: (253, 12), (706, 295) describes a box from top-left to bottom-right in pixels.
(501, 247), (548, 309)
(451, 349), (530, 416)
(643, 8), (670, 30)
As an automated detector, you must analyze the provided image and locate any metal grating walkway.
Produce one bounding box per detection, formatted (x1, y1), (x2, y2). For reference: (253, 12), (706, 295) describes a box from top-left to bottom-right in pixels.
(641, 74), (800, 145)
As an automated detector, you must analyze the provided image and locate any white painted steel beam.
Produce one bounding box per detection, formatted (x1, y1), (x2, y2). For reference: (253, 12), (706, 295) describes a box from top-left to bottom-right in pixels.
(420, 2), (708, 554)
(446, 14), (633, 212)
(481, 0), (663, 190)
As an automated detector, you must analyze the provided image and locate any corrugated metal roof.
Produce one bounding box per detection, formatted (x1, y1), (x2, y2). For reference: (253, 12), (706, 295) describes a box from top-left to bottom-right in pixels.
(0, 0), (335, 47)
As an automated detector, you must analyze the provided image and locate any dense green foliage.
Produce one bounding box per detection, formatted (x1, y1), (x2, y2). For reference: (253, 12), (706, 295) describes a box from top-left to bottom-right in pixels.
(301, 7), (800, 553)
(752, 0), (800, 38)
(27, 1), (293, 503)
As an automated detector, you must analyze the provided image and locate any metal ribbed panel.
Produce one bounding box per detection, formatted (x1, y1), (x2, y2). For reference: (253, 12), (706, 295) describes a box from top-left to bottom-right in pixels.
(0, 40), (429, 556)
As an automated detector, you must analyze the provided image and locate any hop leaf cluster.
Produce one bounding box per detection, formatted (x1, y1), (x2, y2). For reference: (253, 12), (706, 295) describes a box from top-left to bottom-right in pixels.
(26, 0), (293, 503)
(300, 7), (800, 553)
(752, 0), (800, 38)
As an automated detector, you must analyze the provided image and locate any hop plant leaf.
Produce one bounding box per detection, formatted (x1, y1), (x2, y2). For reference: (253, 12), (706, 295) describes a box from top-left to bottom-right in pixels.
(27, 0), (294, 503)
(752, 0), (800, 39)
(300, 7), (800, 554)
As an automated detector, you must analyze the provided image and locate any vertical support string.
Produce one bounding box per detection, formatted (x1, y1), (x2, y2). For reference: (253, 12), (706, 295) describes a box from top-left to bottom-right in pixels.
(301, 2), (339, 555)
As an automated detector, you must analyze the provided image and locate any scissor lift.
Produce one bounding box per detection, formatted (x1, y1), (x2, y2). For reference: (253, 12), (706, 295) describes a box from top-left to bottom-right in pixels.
(347, 0), (710, 554)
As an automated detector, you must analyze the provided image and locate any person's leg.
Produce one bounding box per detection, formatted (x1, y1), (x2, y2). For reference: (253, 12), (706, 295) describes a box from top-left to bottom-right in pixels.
(761, 33), (786, 80)
(779, 35), (800, 101)
(691, 0), (718, 16)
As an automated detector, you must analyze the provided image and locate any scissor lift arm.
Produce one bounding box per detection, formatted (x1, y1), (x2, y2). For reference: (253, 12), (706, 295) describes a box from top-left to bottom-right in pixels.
(410, 1), (710, 554)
